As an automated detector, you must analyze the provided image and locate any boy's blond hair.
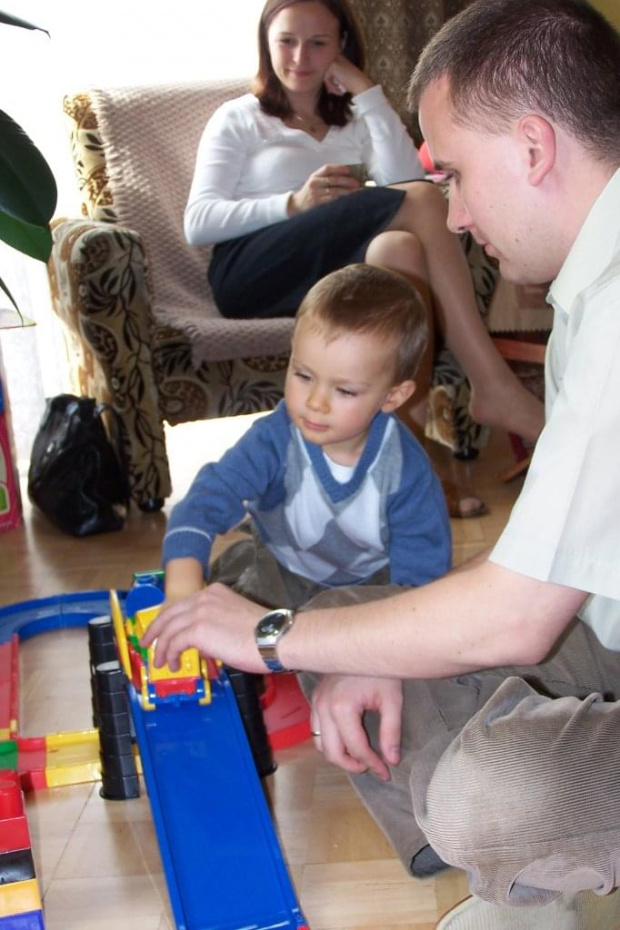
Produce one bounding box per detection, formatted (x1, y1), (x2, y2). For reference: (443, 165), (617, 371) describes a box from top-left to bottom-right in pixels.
(296, 264), (428, 384)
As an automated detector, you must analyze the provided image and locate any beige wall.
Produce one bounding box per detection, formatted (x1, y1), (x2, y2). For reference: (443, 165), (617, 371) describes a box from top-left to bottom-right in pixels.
(592, 0), (620, 29)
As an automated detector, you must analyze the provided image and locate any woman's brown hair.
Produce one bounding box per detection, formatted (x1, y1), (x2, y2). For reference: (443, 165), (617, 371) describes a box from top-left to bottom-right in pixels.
(252, 0), (365, 127)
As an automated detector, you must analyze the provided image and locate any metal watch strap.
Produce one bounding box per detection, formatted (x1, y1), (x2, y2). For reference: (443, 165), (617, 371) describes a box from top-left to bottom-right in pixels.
(254, 608), (296, 673)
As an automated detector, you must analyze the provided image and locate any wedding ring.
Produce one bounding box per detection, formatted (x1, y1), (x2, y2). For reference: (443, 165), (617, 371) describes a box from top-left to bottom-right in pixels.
(311, 729), (321, 738)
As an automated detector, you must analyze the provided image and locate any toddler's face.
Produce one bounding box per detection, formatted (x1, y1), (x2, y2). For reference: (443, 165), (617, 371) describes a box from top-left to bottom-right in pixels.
(285, 318), (400, 465)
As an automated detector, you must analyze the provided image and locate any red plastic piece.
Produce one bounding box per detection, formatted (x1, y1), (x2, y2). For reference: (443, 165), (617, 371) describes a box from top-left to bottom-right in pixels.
(16, 739), (47, 792)
(0, 772), (30, 854)
(262, 674), (311, 749)
(18, 771), (46, 793)
(0, 637), (19, 736)
(154, 679), (197, 699)
(129, 648), (143, 692)
(204, 658), (220, 680)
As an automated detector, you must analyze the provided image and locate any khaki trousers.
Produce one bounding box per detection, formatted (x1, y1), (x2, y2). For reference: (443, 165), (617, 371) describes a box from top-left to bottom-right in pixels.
(298, 584), (620, 908)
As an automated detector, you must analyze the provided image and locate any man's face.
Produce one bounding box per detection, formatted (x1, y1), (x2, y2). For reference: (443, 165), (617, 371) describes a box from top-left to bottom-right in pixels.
(418, 76), (560, 284)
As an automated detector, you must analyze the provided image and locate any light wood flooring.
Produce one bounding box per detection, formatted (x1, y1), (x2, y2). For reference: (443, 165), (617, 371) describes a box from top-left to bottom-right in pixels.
(0, 415), (523, 930)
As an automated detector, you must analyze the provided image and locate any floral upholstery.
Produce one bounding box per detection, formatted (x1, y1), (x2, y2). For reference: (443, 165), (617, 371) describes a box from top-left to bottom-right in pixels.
(49, 88), (291, 509)
(48, 79), (496, 509)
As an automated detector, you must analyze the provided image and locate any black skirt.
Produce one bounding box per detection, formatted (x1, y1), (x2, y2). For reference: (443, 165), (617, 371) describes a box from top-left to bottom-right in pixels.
(208, 186), (407, 319)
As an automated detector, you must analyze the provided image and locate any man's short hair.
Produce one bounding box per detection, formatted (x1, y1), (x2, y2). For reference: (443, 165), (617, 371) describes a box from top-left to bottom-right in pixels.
(408, 0), (620, 166)
(296, 264), (428, 383)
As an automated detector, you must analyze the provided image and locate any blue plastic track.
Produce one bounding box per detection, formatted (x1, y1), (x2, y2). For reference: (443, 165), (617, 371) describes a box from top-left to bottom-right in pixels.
(130, 677), (308, 930)
(0, 912), (45, 929)
(0, 593), (307, 930)
(0, 591), (126, 642)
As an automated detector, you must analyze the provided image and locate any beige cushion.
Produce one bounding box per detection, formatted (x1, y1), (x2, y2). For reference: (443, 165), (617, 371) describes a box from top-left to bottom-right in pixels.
(89, 79), (294, 363)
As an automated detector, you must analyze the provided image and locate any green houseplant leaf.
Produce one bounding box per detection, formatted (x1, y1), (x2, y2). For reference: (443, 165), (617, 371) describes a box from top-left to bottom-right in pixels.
(0, 109), (57, 233)
(0, 11), (49, 34)
(0, 9), (56, 323)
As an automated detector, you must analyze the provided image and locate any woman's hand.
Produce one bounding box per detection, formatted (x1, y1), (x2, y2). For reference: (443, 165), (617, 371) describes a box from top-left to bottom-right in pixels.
(140, 582), (267, 673)
(324, 55), (374, 97)
(310, 675), (403, 780)
(288, 163), (361, 215)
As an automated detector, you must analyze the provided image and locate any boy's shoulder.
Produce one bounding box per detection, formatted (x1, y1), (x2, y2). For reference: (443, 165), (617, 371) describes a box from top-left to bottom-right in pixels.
(382, 412), (429, 460)
(244, 401), (293, 442)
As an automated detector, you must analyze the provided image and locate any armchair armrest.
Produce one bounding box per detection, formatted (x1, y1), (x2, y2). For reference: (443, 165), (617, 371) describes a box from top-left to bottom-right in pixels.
(48, 217), (171, 508)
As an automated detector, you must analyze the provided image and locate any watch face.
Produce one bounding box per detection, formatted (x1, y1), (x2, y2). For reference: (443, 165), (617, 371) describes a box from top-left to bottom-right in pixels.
(255, 610), (294, 673)
(261, 618), (280, 636)
(259, 610), (289, 638)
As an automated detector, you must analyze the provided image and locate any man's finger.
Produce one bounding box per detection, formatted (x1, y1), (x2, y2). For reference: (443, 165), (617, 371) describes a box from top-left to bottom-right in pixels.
(378, 694), (403, 767)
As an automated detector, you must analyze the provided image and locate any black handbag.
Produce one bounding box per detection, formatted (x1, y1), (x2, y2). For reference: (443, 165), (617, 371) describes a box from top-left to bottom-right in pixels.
(28, 394), (129, 537)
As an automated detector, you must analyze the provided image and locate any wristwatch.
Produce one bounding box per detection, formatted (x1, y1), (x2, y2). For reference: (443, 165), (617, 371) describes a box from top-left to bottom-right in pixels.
(254, 608), (296, 673)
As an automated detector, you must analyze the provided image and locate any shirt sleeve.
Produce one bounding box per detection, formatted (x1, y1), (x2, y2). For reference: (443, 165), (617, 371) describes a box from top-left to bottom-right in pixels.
(352, 85), (425, 186)
(491, 272), (620, 602)
(162, 408), (288, 575)
(184, 100), (291, 246)
(386, 433), (452, 586)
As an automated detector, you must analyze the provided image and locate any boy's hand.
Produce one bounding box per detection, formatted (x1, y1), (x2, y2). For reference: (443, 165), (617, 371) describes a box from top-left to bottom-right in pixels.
(140, 583), (268, 674)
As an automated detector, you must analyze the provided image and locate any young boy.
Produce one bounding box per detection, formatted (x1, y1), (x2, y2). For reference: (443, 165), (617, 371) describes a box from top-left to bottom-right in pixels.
(163, 263), (451, 609)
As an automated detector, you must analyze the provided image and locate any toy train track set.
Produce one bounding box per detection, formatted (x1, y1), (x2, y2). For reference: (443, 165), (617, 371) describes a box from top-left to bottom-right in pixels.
(0, 577), (310, 930)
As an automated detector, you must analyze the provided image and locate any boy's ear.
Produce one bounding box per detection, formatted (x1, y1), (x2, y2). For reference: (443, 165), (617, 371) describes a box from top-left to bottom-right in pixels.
(382, 379), (416, 413)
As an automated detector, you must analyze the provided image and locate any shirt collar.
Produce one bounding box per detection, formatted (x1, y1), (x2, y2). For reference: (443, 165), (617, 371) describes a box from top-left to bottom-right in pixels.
(549, 167), (620, 314)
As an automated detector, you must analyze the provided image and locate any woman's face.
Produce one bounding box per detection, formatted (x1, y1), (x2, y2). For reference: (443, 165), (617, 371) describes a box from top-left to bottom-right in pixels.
(267, 2), (342, 101)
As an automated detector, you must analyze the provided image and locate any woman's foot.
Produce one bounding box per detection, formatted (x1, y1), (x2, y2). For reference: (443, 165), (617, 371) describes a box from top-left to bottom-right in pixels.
(442, 478), (488, 520)
(469, 376), (544, 444)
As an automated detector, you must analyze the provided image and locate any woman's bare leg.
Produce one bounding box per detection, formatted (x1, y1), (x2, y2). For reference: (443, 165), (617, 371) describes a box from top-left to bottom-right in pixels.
(365, 230), (485, 517)
(381, 182), (545, 444)
(365, 230), (434, 429)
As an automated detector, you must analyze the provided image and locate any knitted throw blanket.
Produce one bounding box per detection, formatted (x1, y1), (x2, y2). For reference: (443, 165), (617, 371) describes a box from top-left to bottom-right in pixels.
(91, 80), (293, 363)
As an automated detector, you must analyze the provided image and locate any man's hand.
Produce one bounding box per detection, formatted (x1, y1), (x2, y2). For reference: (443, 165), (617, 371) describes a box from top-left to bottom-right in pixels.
(310, 675), (403, 781)
(140, 583), (267, 673)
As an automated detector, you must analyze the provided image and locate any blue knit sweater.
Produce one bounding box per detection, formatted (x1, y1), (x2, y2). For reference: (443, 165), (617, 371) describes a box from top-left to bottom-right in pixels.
(163, 402), (451, 587)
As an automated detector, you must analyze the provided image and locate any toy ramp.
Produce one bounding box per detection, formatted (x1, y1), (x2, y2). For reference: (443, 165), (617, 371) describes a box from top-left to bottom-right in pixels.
(130, 675), (308, 930)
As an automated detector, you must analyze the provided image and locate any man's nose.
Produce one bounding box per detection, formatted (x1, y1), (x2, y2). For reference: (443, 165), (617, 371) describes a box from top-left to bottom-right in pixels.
(446, 190), (470, 235)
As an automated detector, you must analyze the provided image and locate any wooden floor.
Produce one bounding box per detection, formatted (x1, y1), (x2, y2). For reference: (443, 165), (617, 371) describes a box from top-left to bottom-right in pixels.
(0, 415), (523, 930)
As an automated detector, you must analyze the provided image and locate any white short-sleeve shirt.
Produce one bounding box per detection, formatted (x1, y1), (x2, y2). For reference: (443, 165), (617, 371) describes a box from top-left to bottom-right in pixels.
(490, 168), (620, 650)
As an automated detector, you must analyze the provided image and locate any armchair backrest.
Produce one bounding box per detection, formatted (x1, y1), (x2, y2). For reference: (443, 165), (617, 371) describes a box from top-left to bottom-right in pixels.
(64, 79), (249, 322)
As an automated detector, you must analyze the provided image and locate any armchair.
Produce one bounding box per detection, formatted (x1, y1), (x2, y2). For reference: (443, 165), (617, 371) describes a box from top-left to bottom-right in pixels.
(48, 78), (498, 511)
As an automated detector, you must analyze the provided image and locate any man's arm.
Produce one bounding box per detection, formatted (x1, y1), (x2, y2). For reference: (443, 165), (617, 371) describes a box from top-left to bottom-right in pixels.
(280, 559), (587, 678)
(143, 558), (587, 679)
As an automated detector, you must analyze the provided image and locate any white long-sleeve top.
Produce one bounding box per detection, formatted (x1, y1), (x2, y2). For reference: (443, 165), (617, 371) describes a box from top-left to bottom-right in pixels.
(184, 85), (424, 246)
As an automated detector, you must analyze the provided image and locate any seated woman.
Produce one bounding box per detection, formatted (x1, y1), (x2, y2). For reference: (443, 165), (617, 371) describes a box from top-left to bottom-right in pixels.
(184, 0), (544, 515)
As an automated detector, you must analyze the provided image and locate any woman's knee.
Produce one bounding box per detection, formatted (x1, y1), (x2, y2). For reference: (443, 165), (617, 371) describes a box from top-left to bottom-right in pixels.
(365, 229), (425, 275)
(394, 180), (448, 220)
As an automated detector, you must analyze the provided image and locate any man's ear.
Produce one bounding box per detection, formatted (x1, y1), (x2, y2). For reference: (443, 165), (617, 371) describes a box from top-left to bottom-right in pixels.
(382, 379), (416, 413)
(517, 114), (556, 187)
